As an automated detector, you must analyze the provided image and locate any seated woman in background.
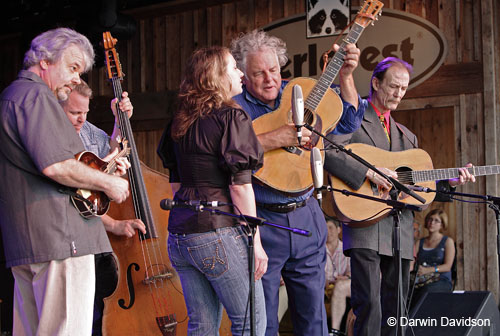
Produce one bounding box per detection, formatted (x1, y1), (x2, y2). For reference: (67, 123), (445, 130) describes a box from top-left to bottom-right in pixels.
(410, 209), (455, 309)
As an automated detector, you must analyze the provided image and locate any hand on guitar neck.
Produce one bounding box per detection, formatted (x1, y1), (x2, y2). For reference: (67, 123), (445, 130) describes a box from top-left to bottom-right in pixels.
(448, 163), (476, 186)
(102, 147), (131, 177)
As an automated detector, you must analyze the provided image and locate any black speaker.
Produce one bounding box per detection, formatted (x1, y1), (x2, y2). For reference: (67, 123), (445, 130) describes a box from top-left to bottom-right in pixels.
(406, 291), (500, 335)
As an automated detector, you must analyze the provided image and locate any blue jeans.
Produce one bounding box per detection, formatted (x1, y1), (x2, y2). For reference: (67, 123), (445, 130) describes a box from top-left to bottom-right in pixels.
(168, 226), (266, 336)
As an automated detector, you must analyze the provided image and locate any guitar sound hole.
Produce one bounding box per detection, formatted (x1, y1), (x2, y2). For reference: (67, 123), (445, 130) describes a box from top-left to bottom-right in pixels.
(395, 166), (414, 185)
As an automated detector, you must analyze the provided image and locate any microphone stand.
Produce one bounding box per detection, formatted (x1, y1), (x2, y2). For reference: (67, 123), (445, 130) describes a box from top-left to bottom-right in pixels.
(413, 186), (500, 290)
(197, 206), (311, 336)
(303, 123), (426, 335)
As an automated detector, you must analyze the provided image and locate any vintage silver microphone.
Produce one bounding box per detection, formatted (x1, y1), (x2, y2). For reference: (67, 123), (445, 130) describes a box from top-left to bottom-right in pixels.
(292, 84), (304, 145)
(310, 147), (324, 206)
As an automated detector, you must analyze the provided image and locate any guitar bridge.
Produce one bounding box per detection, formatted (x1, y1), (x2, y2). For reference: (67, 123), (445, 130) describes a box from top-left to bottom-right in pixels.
(370, 181), (379, 196)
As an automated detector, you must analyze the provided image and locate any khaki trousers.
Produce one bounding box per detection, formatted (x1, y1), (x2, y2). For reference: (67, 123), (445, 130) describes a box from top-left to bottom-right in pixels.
(12, 254), (95, 336)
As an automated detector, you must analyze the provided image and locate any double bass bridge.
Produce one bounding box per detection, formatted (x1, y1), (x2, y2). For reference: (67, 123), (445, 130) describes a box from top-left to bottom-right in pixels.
(142, 264), (174, 285)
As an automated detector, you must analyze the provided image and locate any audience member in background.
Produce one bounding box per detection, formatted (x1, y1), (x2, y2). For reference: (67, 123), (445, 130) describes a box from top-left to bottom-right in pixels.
(325, 218), (351, 336)
(410, 209), (455, 309)
(413, 221), (420, 242)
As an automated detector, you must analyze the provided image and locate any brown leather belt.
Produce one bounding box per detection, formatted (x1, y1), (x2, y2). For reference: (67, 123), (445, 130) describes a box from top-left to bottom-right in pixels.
(256, 199), (308, 213)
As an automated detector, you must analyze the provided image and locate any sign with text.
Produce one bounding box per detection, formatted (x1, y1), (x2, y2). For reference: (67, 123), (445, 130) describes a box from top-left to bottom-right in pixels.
(265, 8), (447, 97)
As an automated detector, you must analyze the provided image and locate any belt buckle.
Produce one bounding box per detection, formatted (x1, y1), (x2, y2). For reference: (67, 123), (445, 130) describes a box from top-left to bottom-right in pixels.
(286, 202), (297, 211)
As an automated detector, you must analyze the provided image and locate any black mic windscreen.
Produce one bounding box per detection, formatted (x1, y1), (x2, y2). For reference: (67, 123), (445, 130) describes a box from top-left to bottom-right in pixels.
(311, 147), (323, 189)
(160, 198), (174, 210)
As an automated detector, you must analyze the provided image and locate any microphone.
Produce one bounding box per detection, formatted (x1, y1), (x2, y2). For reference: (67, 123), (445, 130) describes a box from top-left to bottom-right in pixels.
(160, 198), (227, 211)
(292, 84), (304, 145)
(406, 185), (435, 193)
(310, 147), (323, 205)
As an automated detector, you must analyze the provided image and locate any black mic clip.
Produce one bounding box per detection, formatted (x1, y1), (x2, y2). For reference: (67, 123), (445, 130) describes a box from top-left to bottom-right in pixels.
(160, 198), (227, 212)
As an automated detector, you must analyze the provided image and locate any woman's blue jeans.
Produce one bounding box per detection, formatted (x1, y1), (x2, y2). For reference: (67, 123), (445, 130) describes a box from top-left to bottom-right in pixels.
(168, 226), (266, 336)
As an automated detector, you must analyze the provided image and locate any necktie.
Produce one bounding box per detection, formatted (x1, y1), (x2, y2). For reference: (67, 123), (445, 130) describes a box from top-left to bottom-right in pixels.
(379, 115), (390, 144)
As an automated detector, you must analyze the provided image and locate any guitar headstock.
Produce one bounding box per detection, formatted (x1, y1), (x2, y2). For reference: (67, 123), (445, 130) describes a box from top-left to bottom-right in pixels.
(102, 31), (124, 81)
(355, 0), (384, 28)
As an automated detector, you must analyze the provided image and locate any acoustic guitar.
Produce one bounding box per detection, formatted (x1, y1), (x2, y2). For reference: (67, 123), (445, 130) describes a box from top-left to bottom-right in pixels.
(252, 0), (383, 193)
(71, 141), (130, 218)
(329, 143), (500, 227)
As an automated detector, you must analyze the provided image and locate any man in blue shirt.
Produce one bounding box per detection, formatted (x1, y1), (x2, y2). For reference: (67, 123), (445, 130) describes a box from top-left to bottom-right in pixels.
(231, 29), (364, 336)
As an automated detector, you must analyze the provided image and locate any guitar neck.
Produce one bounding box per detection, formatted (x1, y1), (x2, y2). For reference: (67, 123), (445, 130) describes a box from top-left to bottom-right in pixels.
(412, 165), (500, 182)
(304, 22), (366, 112)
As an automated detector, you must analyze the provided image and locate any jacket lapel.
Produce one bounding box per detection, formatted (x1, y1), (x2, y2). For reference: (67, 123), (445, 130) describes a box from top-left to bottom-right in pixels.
(361, 104), (391, 150)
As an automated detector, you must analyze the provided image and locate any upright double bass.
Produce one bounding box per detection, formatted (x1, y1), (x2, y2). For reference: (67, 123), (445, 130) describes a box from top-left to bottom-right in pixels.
(101, 32), (187, 336)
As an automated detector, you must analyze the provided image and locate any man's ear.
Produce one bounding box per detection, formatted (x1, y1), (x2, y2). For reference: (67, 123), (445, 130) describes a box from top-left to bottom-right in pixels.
(40, 60), (49, 70)
(372, 77), (379, 92)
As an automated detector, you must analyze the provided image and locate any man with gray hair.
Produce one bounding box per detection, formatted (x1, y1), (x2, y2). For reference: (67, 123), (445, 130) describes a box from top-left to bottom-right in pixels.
(0, 28), (130, 335)
(231, 29), (363, 336)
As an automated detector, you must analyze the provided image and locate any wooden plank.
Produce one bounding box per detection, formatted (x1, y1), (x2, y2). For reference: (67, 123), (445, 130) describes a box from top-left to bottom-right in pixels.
(154, 16), (167, 92)
(126, 37), (134, 93)
(461, 0), (475, 63)
(439, 0), (457, 64)
(472, 0), (482, 62)
(236, 0), (255, 34)
(207, 5), (223, 46)
(459, 94), (475, 290)
(166, 14), (181, 90)
(255, 0), (269, 28)
(407, 0), (424, 17)
(296, 0), (305, 13)
(270, 0), (284, 23)
(222, 2), (237, 47)
(424, 0), (439, 27)
(181, 11), (195, 71)
(404, 62), (483, 99)
(193, 9), (207, 49)
(481, 0), (499, 298)
(283, 0), (295, 17)
(130, 20), (142, 94)
(143, 19), (155, 92)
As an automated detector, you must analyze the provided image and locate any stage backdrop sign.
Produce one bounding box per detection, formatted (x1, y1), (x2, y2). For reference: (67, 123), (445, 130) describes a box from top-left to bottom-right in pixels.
(264, 8), (447, 97)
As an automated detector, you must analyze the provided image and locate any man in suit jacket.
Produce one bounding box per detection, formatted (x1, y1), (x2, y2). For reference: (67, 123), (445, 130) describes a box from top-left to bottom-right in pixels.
(323, 57), (474, 336)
